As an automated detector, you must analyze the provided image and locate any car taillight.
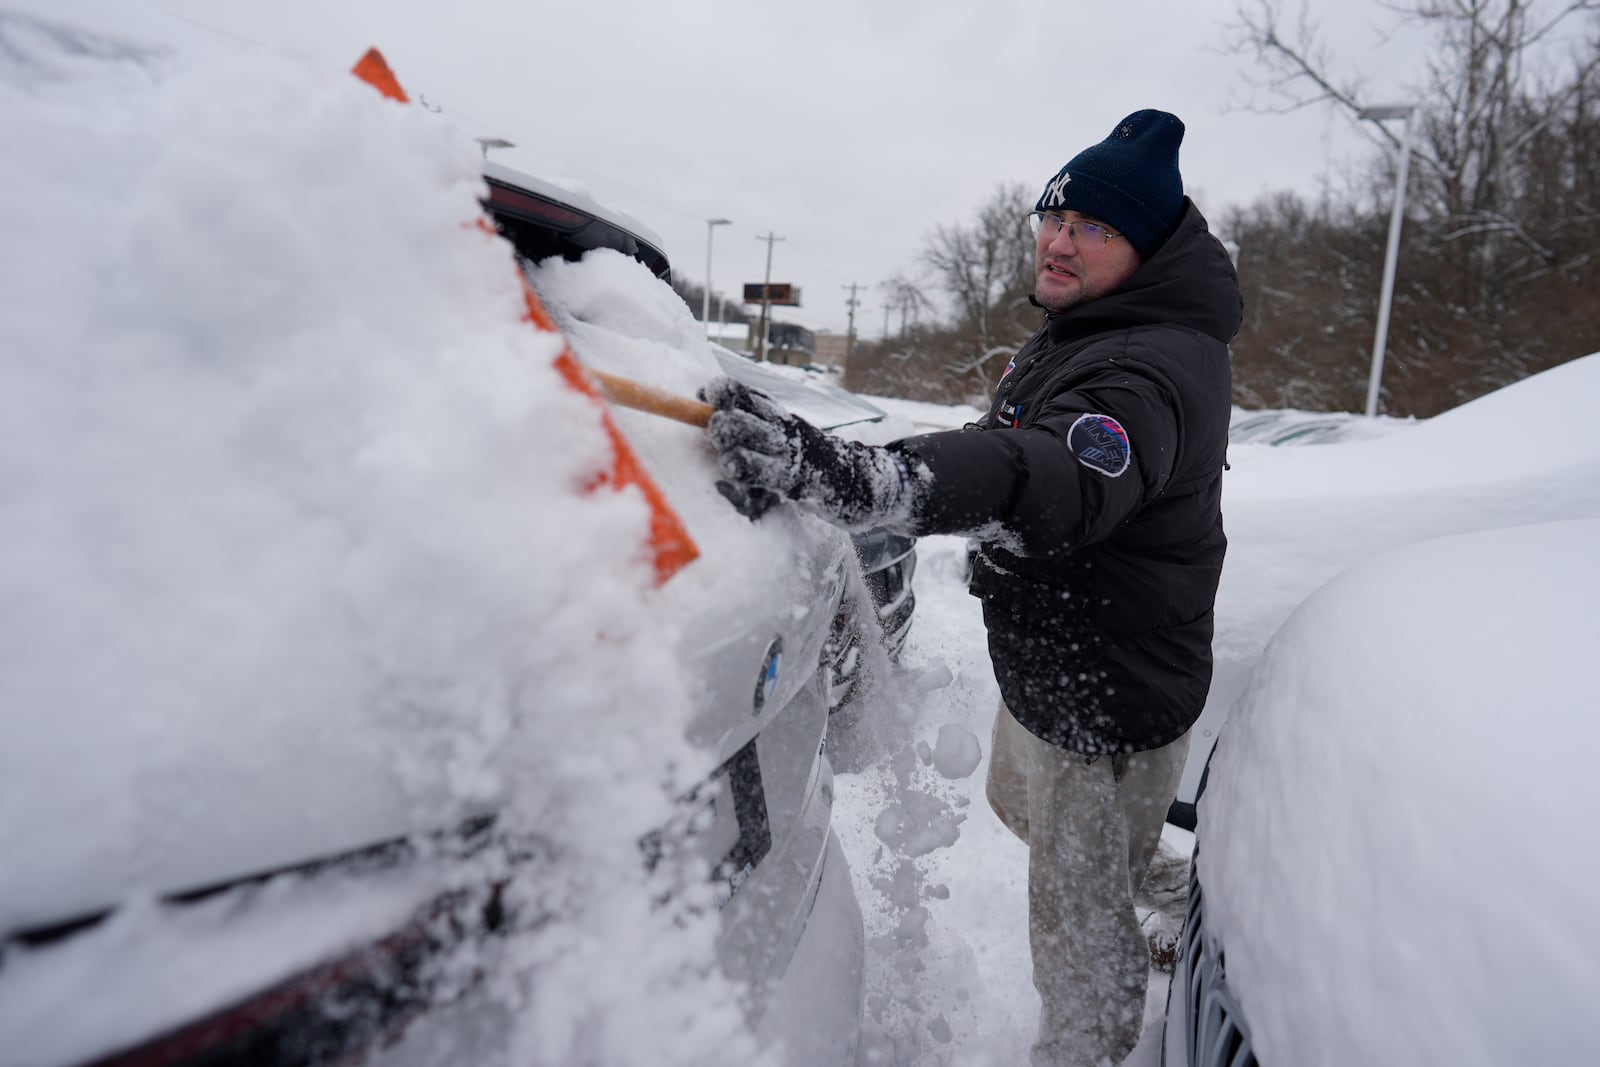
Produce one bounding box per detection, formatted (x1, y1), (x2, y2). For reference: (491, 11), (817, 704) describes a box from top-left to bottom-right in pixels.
(483, 181), (588, 230)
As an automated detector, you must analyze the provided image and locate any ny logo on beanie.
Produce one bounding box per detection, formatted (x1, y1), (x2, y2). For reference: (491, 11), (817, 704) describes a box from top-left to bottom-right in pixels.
(1042, 170), (1072, 207)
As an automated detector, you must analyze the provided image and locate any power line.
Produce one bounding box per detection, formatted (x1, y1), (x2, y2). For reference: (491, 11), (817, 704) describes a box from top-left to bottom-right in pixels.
(783, 241), (853, 283)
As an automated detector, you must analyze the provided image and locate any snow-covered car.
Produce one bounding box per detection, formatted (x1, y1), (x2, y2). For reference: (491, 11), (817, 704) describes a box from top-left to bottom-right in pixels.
(0, 18), (868, 1067)
(482, 162), (917, 700)
(1164, 517), (1600, 1067)
(1164, 354), (1600, 831)
(1225, 407), (1411, 447)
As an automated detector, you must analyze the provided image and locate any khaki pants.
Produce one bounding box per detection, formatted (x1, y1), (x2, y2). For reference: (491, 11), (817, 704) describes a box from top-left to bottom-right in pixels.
(987, 702), (1190, 1067)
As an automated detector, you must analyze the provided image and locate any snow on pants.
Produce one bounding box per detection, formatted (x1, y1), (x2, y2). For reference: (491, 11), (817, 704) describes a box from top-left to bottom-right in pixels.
(986, 701), (1190, 1067)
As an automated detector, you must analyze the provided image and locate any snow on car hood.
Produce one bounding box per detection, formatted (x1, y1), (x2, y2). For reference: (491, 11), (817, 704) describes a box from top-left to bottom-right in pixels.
(0, 18), (752, 1065)
(709, 348), (889, 432)
(1215, 352), (1600, 664)
(1200, 518), (1600, 1067)
(1227, 352), (1600, 497)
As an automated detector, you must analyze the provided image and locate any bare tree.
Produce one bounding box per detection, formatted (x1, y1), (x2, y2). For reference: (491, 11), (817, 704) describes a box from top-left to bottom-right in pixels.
(879, 274), (935, 339)
(921, 183), (1037, 361)
(1232, 0), (1598, 250)
(846, 185), (1062, 405)
(1226, 0), (1600, 414)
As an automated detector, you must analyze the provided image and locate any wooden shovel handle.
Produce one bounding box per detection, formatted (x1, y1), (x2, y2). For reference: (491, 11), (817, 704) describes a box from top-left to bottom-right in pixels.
(589, 369), (714, 428)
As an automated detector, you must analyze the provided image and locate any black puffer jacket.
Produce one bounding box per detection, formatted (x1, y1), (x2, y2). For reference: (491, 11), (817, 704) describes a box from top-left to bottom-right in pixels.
(891, 200), (1242, 753)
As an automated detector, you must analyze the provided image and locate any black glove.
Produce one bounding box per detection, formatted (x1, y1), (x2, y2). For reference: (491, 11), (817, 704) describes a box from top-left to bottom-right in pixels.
(700, 377), (917, 529)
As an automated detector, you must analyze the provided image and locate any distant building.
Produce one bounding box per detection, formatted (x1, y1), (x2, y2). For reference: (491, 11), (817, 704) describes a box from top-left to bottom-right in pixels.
(708, 319), (823, 366)
(814, 332), (850, 369)
(764, 321), (816, 365)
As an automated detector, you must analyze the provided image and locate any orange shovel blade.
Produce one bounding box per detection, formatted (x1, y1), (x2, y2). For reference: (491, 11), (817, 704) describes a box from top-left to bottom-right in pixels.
(533, 285), (701, 583)
(351, 48), (409, 103)
(352, 48), (698, 585)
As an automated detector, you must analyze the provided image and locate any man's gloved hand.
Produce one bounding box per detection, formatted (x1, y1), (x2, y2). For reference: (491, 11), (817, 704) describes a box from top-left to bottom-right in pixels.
(713, 479), (782, 521)
(699, 376), (917, 530)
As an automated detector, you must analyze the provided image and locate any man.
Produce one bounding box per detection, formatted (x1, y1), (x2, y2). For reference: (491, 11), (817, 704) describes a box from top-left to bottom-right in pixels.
(703, 109), (1241, 1066)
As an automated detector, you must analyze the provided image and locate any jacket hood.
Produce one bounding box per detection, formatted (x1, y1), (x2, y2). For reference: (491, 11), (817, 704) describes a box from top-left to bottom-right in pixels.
(1038, 199), (1243, 347)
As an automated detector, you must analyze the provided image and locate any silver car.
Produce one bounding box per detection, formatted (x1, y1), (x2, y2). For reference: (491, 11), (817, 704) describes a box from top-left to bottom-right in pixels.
(0, 137), (881, 1065)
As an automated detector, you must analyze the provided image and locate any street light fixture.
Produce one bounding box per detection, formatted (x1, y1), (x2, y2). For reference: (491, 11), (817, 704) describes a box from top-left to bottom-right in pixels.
(476, 137), (514, 160)
(1358, 103), (1416, 417)
(704, 218), (731, 339)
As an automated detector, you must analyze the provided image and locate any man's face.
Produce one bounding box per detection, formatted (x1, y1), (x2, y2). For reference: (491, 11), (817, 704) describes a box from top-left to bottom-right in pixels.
(1033, 210), (1142, 313)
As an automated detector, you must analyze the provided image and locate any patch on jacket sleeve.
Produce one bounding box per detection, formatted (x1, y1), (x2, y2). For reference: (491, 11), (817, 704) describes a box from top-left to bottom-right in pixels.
(1067, 413), (1131, 477)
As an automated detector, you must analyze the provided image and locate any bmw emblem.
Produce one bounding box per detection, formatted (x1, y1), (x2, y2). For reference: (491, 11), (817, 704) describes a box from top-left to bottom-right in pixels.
(753, 637), (783, 715)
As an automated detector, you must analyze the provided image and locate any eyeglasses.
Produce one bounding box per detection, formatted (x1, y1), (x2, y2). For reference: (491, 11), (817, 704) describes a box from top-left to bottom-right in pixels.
(1026, 211), (1123, 249)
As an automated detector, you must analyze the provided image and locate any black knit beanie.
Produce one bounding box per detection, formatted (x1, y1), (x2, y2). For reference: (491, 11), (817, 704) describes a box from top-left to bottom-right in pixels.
(1034, 109), (1186, 260)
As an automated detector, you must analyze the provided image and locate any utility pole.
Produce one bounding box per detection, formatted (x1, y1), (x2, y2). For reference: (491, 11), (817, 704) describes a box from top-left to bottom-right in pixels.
(755, 232), (785, 362)
(841, 283), (861, 368)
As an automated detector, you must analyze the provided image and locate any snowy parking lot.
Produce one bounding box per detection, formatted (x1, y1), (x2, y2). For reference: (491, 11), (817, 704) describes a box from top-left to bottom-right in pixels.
(6, 8), (1600, 1066)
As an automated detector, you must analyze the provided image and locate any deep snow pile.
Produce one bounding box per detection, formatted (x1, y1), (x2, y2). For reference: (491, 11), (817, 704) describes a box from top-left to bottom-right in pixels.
(0, 14), (746, 1066)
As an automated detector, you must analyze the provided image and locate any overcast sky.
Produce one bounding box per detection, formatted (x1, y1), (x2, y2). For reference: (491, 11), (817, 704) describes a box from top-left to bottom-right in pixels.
(41, 0), (1437, 335)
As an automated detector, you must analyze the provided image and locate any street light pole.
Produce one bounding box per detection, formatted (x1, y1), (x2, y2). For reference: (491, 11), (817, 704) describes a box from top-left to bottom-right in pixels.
(703, 218), (731, 340)
(1359, 104), (1416, 417)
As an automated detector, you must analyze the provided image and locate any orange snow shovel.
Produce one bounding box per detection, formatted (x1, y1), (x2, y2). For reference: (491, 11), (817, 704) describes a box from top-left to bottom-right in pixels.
(350, 48), (699, 584)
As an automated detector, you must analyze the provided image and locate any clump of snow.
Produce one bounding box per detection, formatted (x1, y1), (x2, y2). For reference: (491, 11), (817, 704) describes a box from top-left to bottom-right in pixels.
(932, 724), (982, 779)
(0, 16), (750, 1066)
(1202, 519), (1600, 1067)
(873, 792), (963, 858)
(533, 250), (719, 400)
